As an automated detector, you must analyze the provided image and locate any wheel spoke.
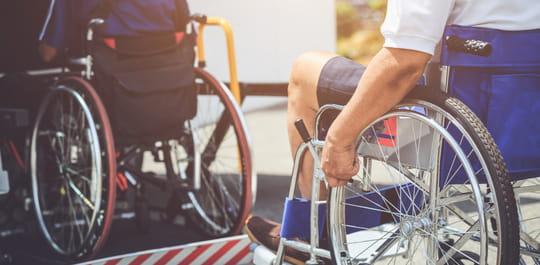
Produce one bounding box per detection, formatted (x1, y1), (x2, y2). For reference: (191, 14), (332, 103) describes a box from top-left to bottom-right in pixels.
(31, 80), (116, 260)
(327, 96), (518, 264)
(181, 68), (252, 237)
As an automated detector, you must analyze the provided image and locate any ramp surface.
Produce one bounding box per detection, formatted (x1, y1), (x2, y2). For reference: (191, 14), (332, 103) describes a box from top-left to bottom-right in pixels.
(81, 235), (253, 265)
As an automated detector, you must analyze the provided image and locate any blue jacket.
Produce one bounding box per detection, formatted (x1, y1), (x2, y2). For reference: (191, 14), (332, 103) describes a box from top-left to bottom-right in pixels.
(39, 0), (191, 49)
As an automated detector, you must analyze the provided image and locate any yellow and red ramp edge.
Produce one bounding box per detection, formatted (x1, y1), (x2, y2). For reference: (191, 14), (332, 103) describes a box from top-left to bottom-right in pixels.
(79, 235), (253, 265)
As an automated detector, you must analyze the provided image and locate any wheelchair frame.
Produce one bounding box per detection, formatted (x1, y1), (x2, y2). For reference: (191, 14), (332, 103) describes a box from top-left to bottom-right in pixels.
(24, 15), (256, 261)
(260, 34), (539, 265)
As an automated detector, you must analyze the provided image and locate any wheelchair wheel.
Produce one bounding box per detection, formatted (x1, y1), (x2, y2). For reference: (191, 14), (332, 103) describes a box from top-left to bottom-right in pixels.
(173, 68), (254, 237)
(30, 76), (116, 260)
(326, 87), (518, 265)
(514, 177), (540, 264)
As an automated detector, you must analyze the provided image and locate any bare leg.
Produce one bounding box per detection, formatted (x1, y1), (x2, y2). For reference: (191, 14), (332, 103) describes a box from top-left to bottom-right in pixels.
(287, 51), (338, 199)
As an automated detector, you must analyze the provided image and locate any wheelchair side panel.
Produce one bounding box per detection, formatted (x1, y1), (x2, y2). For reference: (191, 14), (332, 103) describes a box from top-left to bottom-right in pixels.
(442, 26), (540, 180)
(447, 69), (540, 181)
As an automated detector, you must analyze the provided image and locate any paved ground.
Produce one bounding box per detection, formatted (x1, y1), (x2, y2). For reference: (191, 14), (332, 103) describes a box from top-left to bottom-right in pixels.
(242, 96), (292, 223)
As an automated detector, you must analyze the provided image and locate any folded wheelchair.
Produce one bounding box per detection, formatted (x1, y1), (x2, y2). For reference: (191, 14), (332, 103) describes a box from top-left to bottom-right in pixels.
(1, 11), (255, 262)
(256, 25), (540, 265)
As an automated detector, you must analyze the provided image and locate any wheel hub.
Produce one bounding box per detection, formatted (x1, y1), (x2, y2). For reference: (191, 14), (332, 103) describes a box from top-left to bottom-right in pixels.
(400, 217), (432, 238)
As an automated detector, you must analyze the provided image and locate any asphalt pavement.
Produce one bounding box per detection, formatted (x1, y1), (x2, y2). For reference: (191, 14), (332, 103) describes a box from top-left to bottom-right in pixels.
(242, 96), (292, 223)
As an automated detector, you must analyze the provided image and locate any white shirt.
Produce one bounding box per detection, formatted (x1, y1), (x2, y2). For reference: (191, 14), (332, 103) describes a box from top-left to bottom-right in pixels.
(381, 0), (540, 55)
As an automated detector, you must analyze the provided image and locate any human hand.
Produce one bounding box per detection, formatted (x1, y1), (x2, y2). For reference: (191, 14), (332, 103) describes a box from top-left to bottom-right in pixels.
(321, 138), (359, 187)
(38, 42), (58, 63)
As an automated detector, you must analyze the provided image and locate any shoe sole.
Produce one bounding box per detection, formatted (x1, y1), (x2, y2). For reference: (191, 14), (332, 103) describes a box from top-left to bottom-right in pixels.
(244, 225), (306, 265)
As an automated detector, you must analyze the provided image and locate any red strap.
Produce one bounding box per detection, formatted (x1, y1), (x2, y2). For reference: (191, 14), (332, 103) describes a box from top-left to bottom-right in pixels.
(378, 117), (397, 147)
(175, 32), (185, 43)
(103, 32), (183, 50)
(104, 38), (116, 49)
(116, 172), (128, 191)
(8, 141), (24, 169)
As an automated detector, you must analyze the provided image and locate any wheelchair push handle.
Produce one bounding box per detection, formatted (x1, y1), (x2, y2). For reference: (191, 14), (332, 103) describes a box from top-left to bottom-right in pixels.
(295, 119), (312, 143)
(88, 18), (107, 30)
(446, 35), (493, 57)
(190, 13), (208, 24)
(86, 18), (107, 42)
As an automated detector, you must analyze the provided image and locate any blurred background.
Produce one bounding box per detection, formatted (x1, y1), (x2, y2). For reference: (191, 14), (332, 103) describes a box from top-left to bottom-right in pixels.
(335, 0), (386, 64)
(188, 0), (387, 85)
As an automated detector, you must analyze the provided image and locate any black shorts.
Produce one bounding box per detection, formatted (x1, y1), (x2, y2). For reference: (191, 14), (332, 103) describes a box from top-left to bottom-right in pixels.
(316, 56), (366, 107)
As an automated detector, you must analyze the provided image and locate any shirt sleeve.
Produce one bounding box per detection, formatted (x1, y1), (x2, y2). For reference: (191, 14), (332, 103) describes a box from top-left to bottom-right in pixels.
(39, 0), (69, 49)
(380, 0), (455, 55)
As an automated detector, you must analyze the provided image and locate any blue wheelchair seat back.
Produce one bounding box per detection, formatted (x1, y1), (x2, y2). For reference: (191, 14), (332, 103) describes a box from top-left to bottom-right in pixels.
(442, 25), (540, 181)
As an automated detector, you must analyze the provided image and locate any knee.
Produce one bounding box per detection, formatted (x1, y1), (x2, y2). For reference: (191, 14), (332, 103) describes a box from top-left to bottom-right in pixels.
(289, 51), (318, 90)
(38, 42), (58, 63)
(287, 51), (335, 111)
(287, 55), (310, 108)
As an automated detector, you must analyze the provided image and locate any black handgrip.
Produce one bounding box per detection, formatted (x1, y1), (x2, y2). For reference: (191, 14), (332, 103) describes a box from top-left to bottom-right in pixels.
(295, 119), (311, 143)
(190, 13), (208, 24)
(88, 18), (107, 32)
(446, 35), (493, 57)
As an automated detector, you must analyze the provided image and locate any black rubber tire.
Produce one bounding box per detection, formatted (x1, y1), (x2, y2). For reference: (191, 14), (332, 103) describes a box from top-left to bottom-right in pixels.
(182, 68), (253, 237)
(327, 85), (519, 265)
(408, 86), (519, 265)
(30, 76), (116, 261)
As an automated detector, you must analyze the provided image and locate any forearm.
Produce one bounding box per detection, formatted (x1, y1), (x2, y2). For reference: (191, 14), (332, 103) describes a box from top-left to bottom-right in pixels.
(38, 0), (69, 62)
(326, 47), (431, 145)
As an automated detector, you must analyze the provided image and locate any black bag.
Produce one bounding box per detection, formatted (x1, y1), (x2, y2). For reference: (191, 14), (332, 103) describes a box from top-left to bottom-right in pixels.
(92, 33), (197, 143)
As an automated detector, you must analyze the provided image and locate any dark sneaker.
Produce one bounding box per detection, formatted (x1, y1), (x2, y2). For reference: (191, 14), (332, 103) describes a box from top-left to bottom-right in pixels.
(245, 216), (311, 265)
